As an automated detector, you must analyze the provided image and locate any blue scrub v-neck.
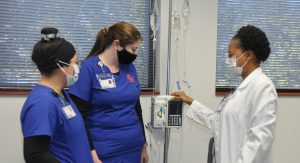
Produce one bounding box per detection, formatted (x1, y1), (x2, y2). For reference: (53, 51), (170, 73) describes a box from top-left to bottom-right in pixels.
(69, 56), (145, 158)
(21, 84), (93, 163)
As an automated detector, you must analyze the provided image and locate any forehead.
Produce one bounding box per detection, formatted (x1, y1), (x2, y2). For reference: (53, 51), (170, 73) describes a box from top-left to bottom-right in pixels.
(228, 39), (241, 51)
(70, 54), (77, 61)
(127, 40), (141, 47)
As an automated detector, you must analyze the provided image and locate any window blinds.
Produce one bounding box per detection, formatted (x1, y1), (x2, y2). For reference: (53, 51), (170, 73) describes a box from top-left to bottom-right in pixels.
(216, 0), (300, 90)
(0, 0), (154, 90)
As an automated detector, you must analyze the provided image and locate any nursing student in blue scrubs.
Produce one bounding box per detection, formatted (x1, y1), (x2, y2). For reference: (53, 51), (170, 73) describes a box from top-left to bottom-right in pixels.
(69, 22), (148, 163)
(20, 27), (93, 163)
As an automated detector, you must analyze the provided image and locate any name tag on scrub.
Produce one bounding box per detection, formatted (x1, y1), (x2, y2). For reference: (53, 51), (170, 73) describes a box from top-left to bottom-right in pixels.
(96, 73), (116, 89)
(62, 105), (76, 119)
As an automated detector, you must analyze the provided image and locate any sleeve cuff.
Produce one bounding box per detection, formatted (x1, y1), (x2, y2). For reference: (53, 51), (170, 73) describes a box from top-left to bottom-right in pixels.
(187, 100), (212, 116)
(185, 100), (215, 129)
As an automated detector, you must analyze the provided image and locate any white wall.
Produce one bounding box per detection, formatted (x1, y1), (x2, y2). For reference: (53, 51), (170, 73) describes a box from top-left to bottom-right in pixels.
(158, 0), (300, 163)
(0, 0), (299, 163)
(0, 95), (25, 163)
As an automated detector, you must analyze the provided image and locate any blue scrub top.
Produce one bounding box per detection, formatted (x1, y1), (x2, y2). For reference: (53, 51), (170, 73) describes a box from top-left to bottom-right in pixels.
(20, 84), (93, 163)
(69, 56), (145, 157)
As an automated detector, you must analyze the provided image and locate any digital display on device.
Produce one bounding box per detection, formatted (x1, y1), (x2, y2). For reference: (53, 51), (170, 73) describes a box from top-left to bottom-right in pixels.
(168, 100), (183, 115)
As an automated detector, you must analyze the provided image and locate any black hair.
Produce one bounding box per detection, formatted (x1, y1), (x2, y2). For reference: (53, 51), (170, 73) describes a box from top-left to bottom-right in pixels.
(31, 27), (76, 75)
(233, 25), (271, 63)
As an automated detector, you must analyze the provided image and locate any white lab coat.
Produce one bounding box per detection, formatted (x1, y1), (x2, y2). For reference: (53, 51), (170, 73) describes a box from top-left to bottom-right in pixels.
(186, 67), (277, 163)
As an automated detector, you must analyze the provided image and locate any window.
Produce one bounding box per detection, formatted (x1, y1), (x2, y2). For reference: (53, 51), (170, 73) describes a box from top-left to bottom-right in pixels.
(216, 0), (300, 94)
(0, 0), (154, 93)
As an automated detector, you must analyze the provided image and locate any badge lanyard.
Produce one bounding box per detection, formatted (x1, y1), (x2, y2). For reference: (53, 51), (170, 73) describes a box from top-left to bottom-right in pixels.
(216, 91), (233, 113)
(213, 85), (241, 125)
(58, 94), (76, 120)
(215, 82), (242, 114)
(96, 61), (116, 89)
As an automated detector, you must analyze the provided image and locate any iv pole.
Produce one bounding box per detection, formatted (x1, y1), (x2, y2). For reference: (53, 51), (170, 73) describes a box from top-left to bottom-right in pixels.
(164, 0), (173, 163)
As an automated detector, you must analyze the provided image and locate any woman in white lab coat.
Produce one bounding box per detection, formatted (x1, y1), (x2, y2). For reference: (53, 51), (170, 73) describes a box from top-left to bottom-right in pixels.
(171, 25), (277, 163)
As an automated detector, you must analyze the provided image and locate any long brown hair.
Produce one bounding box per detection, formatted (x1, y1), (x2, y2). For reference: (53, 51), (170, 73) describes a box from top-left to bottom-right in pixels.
(87, 22), (142, 58)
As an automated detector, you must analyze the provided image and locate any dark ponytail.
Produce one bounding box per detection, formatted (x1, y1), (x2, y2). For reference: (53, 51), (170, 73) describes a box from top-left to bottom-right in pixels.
(87, 22), (142, 58)
(88, 27), (109, 58)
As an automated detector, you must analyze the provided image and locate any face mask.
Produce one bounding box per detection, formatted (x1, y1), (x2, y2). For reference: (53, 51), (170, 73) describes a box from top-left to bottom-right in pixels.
(226, 51), (248, 76)
(57, 61), (80, 86)
(117, 48), (137, 64)
(66, 64), (79, 86)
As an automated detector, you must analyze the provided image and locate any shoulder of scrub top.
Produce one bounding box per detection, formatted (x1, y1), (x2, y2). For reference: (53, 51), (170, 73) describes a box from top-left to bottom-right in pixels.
(119, 63), (136, 72)
(77, 56), (100, 76)
(23, 89), (61, 116)
(81, 55), (98, 68)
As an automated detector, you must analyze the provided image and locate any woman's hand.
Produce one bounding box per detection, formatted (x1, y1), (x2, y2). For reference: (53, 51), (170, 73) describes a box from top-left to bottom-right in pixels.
(171, 91), (194, 105)
(141, 143), (149, 163)
(91, 150), (102, 163)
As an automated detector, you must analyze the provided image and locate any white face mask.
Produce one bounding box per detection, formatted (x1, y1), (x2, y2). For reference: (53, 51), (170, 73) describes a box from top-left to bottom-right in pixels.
(226, 51), (248, 76)
(57, 61), (80, 86)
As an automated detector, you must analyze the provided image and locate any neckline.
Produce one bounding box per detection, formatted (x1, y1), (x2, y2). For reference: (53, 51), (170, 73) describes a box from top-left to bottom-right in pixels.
(35, 84), (56, 92)
(238, 67), (262, 90)
(96, 56), (122, 75)
(35, 84), (69, 101)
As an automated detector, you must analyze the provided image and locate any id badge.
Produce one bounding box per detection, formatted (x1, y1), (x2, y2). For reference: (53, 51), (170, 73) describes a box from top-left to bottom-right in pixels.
(96, 73), (116, 89)
(62, 105), (76, 120)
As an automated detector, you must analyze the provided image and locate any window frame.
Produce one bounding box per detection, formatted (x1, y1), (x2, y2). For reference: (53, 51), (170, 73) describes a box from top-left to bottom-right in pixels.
(0, 0), (156, 94)
(215, 0), (300, 96)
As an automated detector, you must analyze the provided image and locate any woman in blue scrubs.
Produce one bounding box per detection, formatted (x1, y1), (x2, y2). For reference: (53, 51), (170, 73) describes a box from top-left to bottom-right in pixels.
(20, 27), (93, 163)
(69, 22), (148, 163)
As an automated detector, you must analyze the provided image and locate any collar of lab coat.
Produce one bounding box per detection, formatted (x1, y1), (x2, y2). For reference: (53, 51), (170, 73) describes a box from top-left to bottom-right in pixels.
(237, 67), (263, 90)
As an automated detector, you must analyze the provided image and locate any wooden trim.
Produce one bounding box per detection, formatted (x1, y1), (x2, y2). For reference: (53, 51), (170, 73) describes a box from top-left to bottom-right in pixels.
(141, 91), (160, 95)
(1, 86), (298, 96)
(276, 92), (300, 96)
(0, 91), (30, 95)
(0, 88), (31, 95)
(215, 91), (228, 96)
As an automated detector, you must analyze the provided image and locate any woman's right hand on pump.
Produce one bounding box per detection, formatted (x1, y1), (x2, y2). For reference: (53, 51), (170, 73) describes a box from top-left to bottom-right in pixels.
(91, 150), (102, 163)
(170, 91), (194, 105)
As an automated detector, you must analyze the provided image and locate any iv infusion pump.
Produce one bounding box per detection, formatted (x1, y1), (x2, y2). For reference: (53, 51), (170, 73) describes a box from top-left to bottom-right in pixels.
(151, 95), (183, 128)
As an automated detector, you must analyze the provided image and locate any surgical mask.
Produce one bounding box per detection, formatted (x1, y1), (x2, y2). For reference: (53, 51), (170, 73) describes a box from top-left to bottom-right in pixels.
(226, 51), (248, 76)
(117, 48), (137, 64)
(57, 60), (80, 86)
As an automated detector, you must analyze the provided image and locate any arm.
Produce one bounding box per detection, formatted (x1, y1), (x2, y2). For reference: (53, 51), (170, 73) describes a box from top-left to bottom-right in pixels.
(236, 82), (277, 163)
(21, 99), (63, 163)
(24, 136), (60, 163)
(70, 94), (102, 163)
(186, 100), (216, 130)
(129, 64), (148, 162)
(171, 91), (216, 129)
(70, 94), (94, 150)
(134, 97), (146, 142)
(134, 97), (149, 163)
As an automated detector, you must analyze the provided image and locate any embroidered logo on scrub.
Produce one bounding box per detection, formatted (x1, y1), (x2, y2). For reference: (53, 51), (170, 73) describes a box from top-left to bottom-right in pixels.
(127, 74), (135, 83)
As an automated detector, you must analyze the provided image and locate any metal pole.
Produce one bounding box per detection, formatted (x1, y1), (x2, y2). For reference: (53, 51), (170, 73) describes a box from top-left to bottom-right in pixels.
(164, 0), (172, 163)
(166, 0), (172, 105)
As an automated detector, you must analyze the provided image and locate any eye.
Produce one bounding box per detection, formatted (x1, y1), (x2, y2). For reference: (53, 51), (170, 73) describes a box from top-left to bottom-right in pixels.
(133, 47), (140, 53)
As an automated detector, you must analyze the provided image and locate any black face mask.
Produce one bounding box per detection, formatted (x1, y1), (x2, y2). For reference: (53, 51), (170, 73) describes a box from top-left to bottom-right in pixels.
(117, 49), (137, 64)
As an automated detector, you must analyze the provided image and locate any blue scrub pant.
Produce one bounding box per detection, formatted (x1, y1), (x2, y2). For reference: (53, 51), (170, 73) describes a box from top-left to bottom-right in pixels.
(100, 149), (141, 163)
